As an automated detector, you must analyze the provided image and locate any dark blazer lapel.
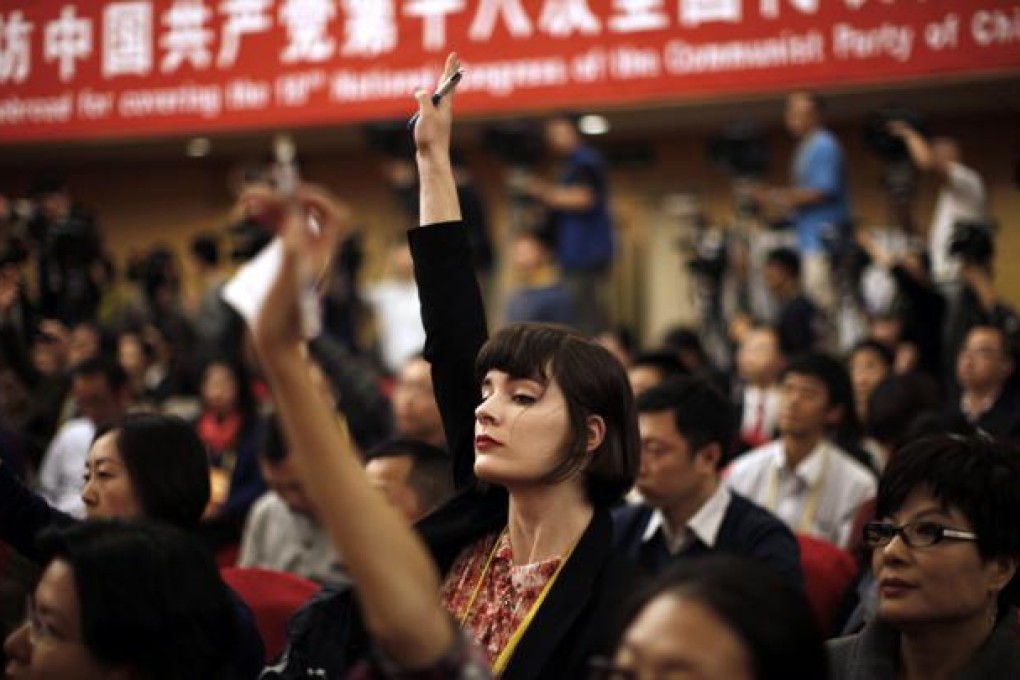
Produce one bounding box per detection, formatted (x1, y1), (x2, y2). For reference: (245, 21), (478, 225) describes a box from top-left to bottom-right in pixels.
(501, 509), (613, 680)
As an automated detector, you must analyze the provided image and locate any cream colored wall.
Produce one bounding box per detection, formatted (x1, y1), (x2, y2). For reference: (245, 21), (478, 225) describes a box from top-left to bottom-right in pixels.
(1, 111), (1016, 348)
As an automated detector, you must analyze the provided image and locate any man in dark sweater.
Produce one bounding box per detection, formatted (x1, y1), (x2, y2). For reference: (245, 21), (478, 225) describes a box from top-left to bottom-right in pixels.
(765, 247), (827, 355)
(946, 324), (1020, 442)
(613, 377), (804, 590)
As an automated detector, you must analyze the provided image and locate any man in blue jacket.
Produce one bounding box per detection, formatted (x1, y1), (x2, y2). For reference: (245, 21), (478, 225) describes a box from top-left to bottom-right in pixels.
(613, 376), (804, 591)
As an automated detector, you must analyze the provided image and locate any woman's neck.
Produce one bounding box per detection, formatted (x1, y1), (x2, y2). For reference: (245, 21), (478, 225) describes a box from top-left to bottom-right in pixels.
(506, 481), (593, 566)
(898, 610), (996, 680)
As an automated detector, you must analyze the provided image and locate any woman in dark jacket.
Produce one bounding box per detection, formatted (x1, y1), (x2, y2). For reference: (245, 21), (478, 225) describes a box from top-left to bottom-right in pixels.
(827, 435), (1020, 679)
(249, 53), (641, 679)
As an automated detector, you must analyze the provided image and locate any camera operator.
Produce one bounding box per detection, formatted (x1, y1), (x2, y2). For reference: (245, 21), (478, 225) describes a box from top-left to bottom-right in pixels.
(513, 114), (615, 335)
(886, 122), (987, 297)
(752, 92), (850, 315)
(25, 178), (104, 326)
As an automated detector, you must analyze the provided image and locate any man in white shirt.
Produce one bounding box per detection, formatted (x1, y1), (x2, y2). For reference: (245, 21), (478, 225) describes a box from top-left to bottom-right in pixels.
(887, 122), (986, 289)
(239, 424), (453, 585)
(38, 357), (130, 517)
(727, 353), (876, 548)
(613, 376), (803, 590)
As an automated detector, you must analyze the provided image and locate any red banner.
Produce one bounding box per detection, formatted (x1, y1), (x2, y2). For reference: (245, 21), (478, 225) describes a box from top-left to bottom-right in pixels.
(0, 1), (1018, 143)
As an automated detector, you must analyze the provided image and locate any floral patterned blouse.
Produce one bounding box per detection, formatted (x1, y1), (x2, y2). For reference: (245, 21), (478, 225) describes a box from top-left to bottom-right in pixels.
(440, 530), (562, 666)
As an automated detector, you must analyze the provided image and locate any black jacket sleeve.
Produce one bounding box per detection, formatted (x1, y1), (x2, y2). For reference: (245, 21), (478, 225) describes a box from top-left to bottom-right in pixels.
(0, 463), (75, 562)
(407, 222), (489, 490)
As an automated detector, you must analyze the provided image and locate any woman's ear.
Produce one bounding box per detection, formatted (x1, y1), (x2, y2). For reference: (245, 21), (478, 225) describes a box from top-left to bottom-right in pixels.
(988, 555), (1019, 595)
(585, 415), (607, 455)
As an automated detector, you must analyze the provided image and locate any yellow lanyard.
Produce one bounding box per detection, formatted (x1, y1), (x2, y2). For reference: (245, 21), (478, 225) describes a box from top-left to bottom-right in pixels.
(458, 528), (574, 676)
(765, 447), (827, 534)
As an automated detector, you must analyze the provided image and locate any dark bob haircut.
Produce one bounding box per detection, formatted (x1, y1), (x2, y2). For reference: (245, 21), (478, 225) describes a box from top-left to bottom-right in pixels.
(36, 520), (236, 679)
(876, 435), (1020, 613)
(636, 377), (735, 468)
(615, 556), (827, 680)
(95, 414), (210, 530)
(475, 323), (639, 507)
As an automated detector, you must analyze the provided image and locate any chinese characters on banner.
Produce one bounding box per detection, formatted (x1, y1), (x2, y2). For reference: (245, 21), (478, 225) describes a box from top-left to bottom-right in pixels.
(0, 0), (1018, 142)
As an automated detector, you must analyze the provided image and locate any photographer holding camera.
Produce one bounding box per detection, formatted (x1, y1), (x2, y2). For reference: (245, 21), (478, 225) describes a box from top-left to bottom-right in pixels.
(886, 122), (987, 295)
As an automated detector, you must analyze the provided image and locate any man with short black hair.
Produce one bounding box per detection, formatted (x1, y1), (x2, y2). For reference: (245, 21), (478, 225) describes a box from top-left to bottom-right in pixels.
(261, 437), (455, 678)
(727, 353), (876, 548)
(613, 377), (803, 590)
(947, 325), (1020, 442)
(37, 356), (129, 516)
(765, 248), (827, 355)
(240, 425), (453, 587)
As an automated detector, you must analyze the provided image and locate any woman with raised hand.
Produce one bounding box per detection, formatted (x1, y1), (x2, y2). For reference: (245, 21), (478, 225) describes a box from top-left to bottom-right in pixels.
(408, 53), (639, 677)
(247, 53), (640, 678)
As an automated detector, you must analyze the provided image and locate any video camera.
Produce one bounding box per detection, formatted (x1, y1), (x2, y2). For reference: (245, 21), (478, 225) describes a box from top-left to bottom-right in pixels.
(949, 220), (996, 267)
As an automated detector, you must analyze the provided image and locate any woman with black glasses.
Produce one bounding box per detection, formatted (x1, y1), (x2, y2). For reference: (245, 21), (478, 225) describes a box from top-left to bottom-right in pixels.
(828, 435), (1020, 679)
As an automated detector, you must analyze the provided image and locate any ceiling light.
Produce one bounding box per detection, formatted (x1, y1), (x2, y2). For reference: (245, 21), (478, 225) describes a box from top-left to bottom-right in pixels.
(578, 114), (610, 136)
(186, 137), (211, 157)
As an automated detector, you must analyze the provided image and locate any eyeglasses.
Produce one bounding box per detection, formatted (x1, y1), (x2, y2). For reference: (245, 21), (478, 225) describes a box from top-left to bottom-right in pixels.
(863, 521), (978, 549)
(24, 595), (56, 645)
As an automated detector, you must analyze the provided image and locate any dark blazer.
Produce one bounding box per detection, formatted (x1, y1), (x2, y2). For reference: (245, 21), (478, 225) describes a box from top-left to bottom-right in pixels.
(612, 492), (804, 592)
(946, 384), (1020, 444)
(827, 611), (1020, 679)
(409, 221), (640, 680)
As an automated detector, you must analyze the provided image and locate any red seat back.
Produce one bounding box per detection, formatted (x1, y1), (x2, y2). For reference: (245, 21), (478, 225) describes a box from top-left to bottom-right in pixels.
(220, 566), (320, 661)
(797, 534), (858, 634)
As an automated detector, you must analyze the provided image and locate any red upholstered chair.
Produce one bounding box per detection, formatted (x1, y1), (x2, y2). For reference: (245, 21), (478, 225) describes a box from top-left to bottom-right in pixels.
(220, 567), (321, 661)
(797, 534), (859, 635)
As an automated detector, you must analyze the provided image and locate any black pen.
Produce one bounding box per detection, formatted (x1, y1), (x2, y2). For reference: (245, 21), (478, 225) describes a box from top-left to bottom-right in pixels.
(407, 69), (464, 133)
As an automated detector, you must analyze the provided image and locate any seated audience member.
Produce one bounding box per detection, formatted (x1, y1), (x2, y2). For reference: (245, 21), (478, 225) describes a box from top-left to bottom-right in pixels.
(946, 324), (1020, 442)
(391, 354), (446, 448)
(828, 436), (1020, 679)
(848, 340), (894, 425)
(502, 227), (577, 328)
(613, 377), (803, 590)
(0, 413), (266, 677)
(627, 350), (688, 397)
(734, 326), (786, 453)
(195, 358), (266, 548)
(764, 248), (827, 356)
(238, 417), (345, 586)
(727, 353), (876, 548)
(307, 336), (393, 454)
(597, 556), (826, 680)
(596, 325), (636, 369)
(264, 438), (455, 678)
(364, 438), (454, 525)
(4, 520), (237, 679)
(38, 357), (130, 517)
(862, 373), (942, 472)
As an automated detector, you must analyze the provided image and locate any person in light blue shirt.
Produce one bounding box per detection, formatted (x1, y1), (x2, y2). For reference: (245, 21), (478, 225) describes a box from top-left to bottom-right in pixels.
(755, 92), (851, 314)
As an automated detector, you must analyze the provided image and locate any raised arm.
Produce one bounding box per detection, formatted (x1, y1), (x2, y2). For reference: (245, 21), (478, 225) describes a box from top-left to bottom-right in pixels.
(248, 183), (454, 668)
(0, 460), (75, 563)
(408, 53), (489, 490)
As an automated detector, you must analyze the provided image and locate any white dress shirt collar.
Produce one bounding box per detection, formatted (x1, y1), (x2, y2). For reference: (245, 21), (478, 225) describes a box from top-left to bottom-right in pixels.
(642, 485), (732, 554)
